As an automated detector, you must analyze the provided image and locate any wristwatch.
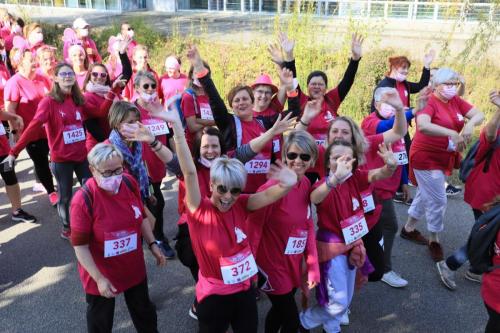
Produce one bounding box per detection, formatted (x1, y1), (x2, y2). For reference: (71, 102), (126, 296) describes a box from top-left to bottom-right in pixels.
(148, 240), (161, 250)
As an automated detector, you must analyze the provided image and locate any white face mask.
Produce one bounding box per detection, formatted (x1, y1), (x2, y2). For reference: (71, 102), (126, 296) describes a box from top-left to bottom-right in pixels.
(12, 25), (22, 34)
(86, 81), (111, 96)
(441, 86), (457, 100)
(379, 103), (396, 119)
(79, 28), (89, 37)
(127, 30), (134, 38)
(198, 157), (213, 168)
(394, 72), (407, 82)
(193, 78), (202, 87)
(98, 174), (122, 193)
(29, 32), (44, 45)
(140, 91), (157, 104)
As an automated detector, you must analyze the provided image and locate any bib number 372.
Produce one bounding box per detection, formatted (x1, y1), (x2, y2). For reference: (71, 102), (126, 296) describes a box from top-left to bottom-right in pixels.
(219, 248), (258, 285)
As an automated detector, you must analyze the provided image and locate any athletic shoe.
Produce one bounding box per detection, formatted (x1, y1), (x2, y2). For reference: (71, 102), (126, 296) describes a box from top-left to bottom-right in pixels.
(436, 261), (457, 290)
(340, 309), (350, 326)
(48, 192), (58, 206)
(429, 242), (444, 262)
(381, 271), (408, 288)
(158, 241), (176, 259)
(400, 227), (428, 245)
(188, 305), (198, 320)
(446, 184), (462, 196)
(404, 198), (413, 206)
(32, 182), (45, 192)
(11, 209), (37, 223)
(393, 192), (405, 203)
(464, 270), (482, 283)
(60, 228), (71, 240)
(408, 180), (416, 187)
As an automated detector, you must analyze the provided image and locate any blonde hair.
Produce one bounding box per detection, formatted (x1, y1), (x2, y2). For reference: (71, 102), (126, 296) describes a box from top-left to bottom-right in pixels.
(210, 157), (247, 190)
(88, 143), (123, 167)
(327, 116), (369, 166)
(108, 101), (141, 130)
(282, 130), (318, 165)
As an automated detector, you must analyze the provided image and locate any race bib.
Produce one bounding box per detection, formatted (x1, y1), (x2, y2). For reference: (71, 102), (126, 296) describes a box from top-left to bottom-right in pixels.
(63, 126), (85, 144)
(340, 211), (368, 245)
(144, 119), (169, 136)
(393, 151), (408, 165)
(104, 229), (138, 258)
(244, 154), (270, 174)
(0, 123), (6, 136)
(361, 190), (375, 213)
(273, 138), (280, 153)
(284, 230), (308, 255)
(200, 104), (213, 120)
(219, 247), (258, 285)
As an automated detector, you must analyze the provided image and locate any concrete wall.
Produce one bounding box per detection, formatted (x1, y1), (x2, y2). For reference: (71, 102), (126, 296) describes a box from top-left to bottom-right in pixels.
(147, 0), (177, 12)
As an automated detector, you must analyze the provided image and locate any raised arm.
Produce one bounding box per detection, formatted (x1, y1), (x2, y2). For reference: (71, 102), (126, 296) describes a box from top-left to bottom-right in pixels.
(407, 49), (434, 93)
(367, 143), (397, 182)
(296, 99), (322, 131)
(378, 89), (408, 145)
(117, 36), (133, 83)
(336, 33), (363, 101)
(310, 155), (355, 204)
(486, 90), (500, 142)
(249, 113), (295, 154)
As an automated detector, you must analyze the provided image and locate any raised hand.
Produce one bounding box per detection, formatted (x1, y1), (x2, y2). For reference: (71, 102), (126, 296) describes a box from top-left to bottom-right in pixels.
(351, 33), (364, 61)
(267, 42), (283, 65)
(268, 159), (297, 189)
(278, 32), (295, 62)
(423, 49), (436, 68)
(270, 112), (295, 136)
(117, 35), (132, 54)
(332, 155), (355, 182)
(121, 122), (155, 144)
(490, 90), (500, 108)
(377, 143), (397, 170)
(112, 75), (127, 89)
(380, 89), (404, 111)
(186, 45), (204, 71)
(301, 99), (322, 124)
(278, 67), (295, 92)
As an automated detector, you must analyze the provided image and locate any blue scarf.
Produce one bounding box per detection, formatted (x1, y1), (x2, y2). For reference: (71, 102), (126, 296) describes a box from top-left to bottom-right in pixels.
(109, 129), (150, 200)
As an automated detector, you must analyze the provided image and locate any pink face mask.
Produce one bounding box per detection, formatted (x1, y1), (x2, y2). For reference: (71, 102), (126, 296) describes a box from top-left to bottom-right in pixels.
(140, 91), (157, 104)
(379, 103), (396, 119)
(98, 174), (122, 193)
(441, 86), (457, 100)
(394, 72), (407, 82)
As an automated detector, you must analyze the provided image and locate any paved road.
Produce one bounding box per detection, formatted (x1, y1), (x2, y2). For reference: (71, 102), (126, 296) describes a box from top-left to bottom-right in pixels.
(0, 150), (488, 333)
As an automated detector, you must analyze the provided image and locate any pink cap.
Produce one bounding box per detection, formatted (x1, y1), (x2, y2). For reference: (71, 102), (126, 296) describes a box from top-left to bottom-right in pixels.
(165, 56), (180, 70)
(251, 74), (278, 94)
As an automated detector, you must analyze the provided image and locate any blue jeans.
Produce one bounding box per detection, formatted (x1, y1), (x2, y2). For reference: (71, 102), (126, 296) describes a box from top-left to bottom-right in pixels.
(445, 209), (483, 272)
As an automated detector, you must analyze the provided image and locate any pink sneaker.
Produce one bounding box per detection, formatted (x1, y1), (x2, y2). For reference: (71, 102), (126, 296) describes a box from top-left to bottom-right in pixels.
(49, 192), (58, 206)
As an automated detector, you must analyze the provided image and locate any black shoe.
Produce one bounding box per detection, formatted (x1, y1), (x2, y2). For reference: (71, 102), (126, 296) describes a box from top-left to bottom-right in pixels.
(393, 192), (405, 203)
(158, 241), (176, 259)
(11, 209), (37, 223)
(446, 184), (462, 196)
(188, 304), (198, 320)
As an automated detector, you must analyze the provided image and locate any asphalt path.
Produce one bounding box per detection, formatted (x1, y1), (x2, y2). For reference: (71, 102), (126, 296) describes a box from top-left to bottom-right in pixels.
(0, 151), (487, 333)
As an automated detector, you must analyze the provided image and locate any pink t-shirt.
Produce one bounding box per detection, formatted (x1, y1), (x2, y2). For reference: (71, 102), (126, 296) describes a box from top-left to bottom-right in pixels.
(4, 72), (51, 140)
(187, 195), (254, 302)
(159, 73), (188, 102)
(70, 176), (147, 295)
(247, 177), (320, 295)
(75, 71), (88, 90)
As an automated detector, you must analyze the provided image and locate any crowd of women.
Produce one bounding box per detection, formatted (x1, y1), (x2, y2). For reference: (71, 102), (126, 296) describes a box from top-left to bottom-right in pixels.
(0, 10), (499, 333)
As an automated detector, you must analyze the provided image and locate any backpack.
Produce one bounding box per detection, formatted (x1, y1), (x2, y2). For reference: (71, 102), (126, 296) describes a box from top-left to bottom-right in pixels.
(80, 176), (134, 217)
(459, 137), (499, 183)
(467, 204), (500, 274)
(174, 89), (197, 129)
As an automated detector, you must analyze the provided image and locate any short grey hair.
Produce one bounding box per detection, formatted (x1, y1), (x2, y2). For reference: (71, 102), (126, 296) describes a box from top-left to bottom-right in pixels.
(432, 68), (459, 88)
(88, 143), (123, 167)
(373, 87), (397, 103)
(210, 157), (247, 190)
(282, 130), (318, 165)
(134, 70), (157, 88)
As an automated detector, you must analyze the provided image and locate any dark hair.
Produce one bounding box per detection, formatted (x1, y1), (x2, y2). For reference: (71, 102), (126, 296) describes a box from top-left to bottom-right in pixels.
(307, 70), (328, 87)
(49, 63), (85, 106)
(16, 17), (24, 29)
(324, 139), (358, 174)
(193, 126), (226, 161)
(83, 63), (111, 92)
(227, 85), (254, 108)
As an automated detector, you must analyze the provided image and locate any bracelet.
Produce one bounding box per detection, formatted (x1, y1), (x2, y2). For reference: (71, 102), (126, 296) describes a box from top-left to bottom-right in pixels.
(299, 119), (310, 127)
(325, 176), (336, 189)
(286, 90), (299, 98)
(173, 135), (186, 141)
(149, 139), (159, 148)
(148, 241), (158, 249)
(195, 68), (209, 79)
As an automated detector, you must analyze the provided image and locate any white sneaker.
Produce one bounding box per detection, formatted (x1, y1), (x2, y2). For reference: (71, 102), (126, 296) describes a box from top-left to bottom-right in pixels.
(340, 309), (350, 326)
(436, 260), (457, 290)
(32, 182), (46, 192)
(381, 271), (408, 288)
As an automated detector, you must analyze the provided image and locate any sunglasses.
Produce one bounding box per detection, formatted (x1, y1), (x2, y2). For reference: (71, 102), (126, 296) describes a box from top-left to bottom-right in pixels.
(91, 72), (108, 79)
(142, 83), (157, 90)
(216, 185), (242, 196)
(58, 71), (75, 78)
(286, 152), (312, 162)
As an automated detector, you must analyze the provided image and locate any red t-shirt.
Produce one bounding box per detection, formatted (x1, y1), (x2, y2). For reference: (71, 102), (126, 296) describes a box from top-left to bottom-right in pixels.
(464, 129), (500, 211)
(12, 96), (87, 162)
(481, 229), (500, 313)
(299, 88), (341, 145)
(240, 119), (273, 193)
(247, 177), (320, 295)
(177, 165), (211, 225)
(361, 112), (404, 200)
(252, 97), (284, 118)
(411, 94), (473, 173)
(159, 73), (188, 102)
(180, 92), (213, 150)
(82, 92), (111, 152)
(187, 195), (253, 301)
(4, 72), (51, 140)
(395, 81), (409, 107)
(70, 176), (147, 295)
(136, 102), (168, 183)
(314, 169), (369, 238)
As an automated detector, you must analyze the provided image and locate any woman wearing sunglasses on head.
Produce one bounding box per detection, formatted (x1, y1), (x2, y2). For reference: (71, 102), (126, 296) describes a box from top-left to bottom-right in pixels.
(156, 103), (299, 333)
(246, 129), (320, 333)
(123, 44), (160, 102)
(3, 63), (91, 239)
(186, 46), (297, 194)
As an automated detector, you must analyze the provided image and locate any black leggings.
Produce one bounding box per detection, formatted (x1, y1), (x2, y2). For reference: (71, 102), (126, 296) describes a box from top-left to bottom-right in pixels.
(175, 223), (199, 282)
(25, 139), (55, 194)
(362, 218), (385, 282)
(197, 288), (258, 333)
(148, 182), (167, 241)
(0, 154), (17, 185)
(485, 303), (500, 333)
(265, 289), (299, 333)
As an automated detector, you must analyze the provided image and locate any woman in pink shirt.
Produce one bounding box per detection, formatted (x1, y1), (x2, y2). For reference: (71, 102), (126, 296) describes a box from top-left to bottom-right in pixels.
(159, 55), (188, 102)
(23, 22), (45, 57)
(68, 44), (89, 90)
(123, 45), (160, 102)
(35, 45), (56, 84)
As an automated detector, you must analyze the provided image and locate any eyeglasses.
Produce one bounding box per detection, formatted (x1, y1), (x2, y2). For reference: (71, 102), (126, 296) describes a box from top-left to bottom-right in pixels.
(255, 90), (273, 96)
(286, 152), (312, 162)
(216, 184), (242, 196)
(97, 166), (124, 178)
(58, 71), (75, 78)
(91, 72), (108, 79)
(142, 83), (157, 90)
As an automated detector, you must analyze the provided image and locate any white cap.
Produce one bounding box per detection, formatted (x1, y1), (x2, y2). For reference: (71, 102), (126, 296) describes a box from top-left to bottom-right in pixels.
(73, 18), (89, 30)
